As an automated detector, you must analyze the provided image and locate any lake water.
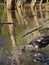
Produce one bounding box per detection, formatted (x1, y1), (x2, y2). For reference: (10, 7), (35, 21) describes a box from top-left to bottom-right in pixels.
(0, 3), (49, 65)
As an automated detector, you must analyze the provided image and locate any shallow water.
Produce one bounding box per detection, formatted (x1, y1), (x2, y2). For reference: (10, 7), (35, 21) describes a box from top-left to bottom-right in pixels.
(0, 3), (49, 65)
(15, 6), (49, 65)
(21, 51), (49, 65)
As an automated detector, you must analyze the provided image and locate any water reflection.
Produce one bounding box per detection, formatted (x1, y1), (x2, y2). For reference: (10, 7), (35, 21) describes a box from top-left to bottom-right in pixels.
(0, 36), (5, 43)
(20, 51), (49, 65)
(15, 4), (49, 65)
(0, 2), (49, 65)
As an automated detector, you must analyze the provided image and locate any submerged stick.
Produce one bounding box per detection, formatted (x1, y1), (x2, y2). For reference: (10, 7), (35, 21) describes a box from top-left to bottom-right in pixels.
(22, 26), (42, 37)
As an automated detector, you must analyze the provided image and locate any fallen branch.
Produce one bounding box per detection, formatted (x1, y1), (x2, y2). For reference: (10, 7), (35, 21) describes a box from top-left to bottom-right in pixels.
(22, 26), (42, 37)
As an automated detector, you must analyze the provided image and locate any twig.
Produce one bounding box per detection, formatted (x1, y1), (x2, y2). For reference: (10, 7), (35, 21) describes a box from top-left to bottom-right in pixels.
(22, 26), (42, 37)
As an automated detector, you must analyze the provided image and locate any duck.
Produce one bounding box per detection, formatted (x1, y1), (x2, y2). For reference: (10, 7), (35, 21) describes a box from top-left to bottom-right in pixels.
(27, 35), (49, 51)
(21, 36), (49, 52)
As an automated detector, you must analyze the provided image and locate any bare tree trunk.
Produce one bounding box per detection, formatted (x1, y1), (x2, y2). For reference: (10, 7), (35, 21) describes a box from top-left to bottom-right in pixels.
(16, 0), (27, 25)
(7, 0), (15, 10)
(30, 0), (39, 26)
(30, 0), (41, 37)
(7, 0), (12, 9)
(7, 10), (19, 65)
(6, 0), (19, 65)
(39, 0), (42, 10)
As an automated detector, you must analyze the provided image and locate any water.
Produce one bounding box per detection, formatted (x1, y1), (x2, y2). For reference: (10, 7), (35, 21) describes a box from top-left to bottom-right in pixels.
(0, 36), (5, 43)
(15, 5), (49, 65)
(21, 51), (49, 65)
(0, 3), (49, 65)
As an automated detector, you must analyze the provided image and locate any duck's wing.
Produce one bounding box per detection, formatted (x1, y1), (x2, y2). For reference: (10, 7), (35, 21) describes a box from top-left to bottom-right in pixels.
(41, 38), (49, 44)
(34, 38), (43, 43)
